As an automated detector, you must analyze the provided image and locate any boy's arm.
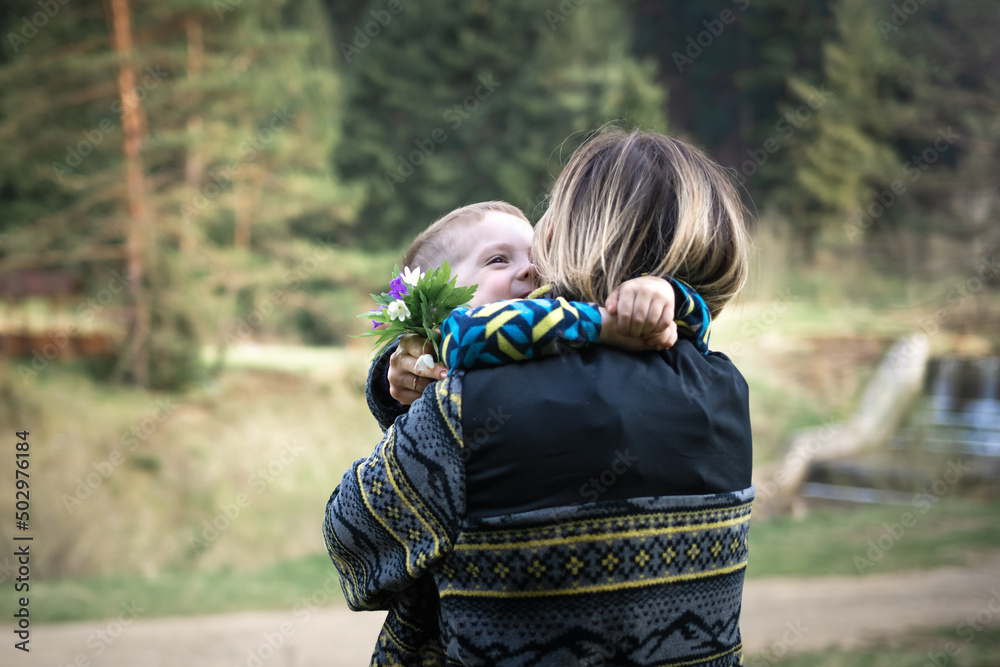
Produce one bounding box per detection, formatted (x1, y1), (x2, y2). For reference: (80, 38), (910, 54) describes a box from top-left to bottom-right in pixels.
(670, 277), (712, 354)
(440, 278), (711, 370)
(324, 375), (465, 610)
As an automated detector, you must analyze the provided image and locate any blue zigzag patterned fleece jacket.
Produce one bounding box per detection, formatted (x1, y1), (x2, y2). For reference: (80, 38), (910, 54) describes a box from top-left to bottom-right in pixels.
(365, 278), (712, 433)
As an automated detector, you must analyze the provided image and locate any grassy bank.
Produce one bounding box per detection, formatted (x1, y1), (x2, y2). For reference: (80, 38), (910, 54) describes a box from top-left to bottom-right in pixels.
(19, 498), (1000, 624)
(747, 626), (1000, 667)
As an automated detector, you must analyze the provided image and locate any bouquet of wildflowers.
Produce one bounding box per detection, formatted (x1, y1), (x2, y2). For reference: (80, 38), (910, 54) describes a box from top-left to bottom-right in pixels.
(360, 263), (477, 370)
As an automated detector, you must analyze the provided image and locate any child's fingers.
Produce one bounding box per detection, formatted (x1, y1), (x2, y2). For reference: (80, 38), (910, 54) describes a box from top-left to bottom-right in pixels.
(628, 290), (656, 337)
(644, 321), (678, 350)
(605, 289), (620, 316)
(614, 287), (636, 335)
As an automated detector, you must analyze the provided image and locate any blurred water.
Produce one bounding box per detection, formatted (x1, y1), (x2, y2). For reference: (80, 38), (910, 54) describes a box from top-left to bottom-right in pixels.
(915, 356), (1000, 457)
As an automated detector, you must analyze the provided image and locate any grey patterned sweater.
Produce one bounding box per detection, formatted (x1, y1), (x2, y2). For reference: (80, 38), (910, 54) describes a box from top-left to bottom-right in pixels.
(326, 338), (754, 666)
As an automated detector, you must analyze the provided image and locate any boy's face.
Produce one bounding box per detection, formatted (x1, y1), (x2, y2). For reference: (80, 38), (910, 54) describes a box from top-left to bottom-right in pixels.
(451, 212), (538, 307)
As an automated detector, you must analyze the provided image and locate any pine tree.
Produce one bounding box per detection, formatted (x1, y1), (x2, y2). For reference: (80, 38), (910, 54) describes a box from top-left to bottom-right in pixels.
(330, 0), (666, 246)
(0, 0), (355, 386)
(780, 0), (902, 253)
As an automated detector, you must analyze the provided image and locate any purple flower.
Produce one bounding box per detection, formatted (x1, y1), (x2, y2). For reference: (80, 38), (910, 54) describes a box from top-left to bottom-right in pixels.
(369, 306), (385, 329)
(388, 275), (408, 300)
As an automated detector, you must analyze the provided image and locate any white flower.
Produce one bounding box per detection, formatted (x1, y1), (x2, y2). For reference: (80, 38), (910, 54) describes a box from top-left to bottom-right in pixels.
(400, 266), (425, 286)
(387, 299), (410, 322)
(415, 354), (435, 372)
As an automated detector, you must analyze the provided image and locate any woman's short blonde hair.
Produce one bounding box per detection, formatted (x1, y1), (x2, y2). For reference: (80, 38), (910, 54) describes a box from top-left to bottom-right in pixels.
(402, 201), (529, 271)
(534, 130), (751, 318)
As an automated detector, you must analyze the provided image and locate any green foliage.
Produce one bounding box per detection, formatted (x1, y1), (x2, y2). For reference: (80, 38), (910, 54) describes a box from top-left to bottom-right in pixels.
(779, 0), (903, 249)
(143, 252), (206, 390)
(332, 0), (667, 245)
(747, 626), (1000, 667)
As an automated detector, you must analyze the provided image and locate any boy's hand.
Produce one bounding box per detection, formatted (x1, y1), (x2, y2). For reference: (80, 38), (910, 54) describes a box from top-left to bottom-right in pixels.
(388, 333), (448, 405)
(601, 276), (678, 351)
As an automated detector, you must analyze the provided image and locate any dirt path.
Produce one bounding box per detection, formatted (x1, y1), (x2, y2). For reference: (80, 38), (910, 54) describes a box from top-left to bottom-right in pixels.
(10, 554), (1000, 666)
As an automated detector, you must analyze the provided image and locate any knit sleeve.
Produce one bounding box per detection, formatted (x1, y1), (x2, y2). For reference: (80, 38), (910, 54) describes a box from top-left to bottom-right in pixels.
(365, 339), (407, 432)
(439, 297), (603, 370)
(323, 373), (465, 611)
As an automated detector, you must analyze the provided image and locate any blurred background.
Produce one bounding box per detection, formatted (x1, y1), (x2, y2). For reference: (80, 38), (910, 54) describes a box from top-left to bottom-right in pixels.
(0, 0), (998, 665)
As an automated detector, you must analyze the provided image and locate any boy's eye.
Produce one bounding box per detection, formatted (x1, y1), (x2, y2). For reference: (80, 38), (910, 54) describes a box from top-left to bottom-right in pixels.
(487, 255), (508, 265)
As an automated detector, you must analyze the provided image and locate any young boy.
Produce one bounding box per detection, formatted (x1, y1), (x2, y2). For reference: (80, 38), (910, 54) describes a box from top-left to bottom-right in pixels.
(368, 201), (712, 424)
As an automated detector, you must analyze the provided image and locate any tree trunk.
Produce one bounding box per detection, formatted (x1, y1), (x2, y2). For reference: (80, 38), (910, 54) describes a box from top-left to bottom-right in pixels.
(107, 0), (150, 387)
(183, 15), (204, 254)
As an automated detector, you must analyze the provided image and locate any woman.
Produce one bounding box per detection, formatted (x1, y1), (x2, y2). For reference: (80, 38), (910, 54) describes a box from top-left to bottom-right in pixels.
(324, 129), (754, 666)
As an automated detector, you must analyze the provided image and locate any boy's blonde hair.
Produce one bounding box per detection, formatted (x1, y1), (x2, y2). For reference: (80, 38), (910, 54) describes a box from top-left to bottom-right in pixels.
(402, 201), (529, 271)
(534, 130), (750, 318)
